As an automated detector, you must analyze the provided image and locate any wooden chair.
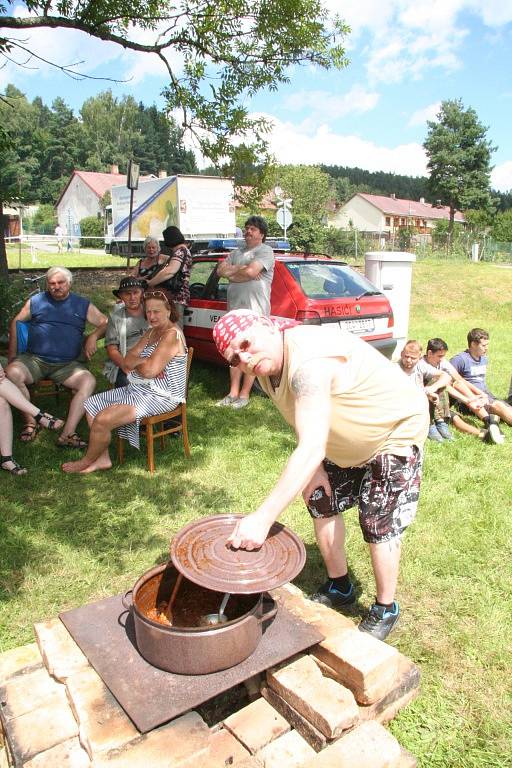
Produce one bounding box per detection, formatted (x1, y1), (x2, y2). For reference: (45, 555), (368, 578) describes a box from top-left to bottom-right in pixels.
(117, 347), (194, 474)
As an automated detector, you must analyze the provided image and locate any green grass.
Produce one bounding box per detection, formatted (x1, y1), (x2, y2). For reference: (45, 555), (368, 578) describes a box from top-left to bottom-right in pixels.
(1, 258), (512, 766)
(6, 244), (129, 269)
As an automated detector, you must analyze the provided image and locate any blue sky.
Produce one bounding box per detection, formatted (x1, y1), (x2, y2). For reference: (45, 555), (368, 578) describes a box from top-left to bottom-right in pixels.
(3, 1), (512, 191)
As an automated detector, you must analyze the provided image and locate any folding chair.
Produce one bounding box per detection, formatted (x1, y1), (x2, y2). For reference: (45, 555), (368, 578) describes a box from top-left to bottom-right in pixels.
(117, 347), (194, 474)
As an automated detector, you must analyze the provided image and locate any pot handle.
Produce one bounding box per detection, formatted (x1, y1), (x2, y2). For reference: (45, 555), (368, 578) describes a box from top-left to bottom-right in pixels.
(257, 598), (278, 626)
(121, 589), (133, 611)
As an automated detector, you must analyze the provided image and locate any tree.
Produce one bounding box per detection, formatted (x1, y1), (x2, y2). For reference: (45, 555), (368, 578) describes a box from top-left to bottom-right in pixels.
(273, 165), (333, 221)
(423, 99), (496, 234)
(0, 1), (348, 275)
(491, 210), (512, 242)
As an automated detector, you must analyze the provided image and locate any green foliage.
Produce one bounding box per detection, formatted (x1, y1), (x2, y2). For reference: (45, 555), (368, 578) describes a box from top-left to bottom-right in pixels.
(25, 204), (56, 234)
(79, 215), (104, 248)
(491, 209), (512, 242)
(286, 214), (326, 252)
(322, 164), (430, 203)
(272, 164), (333, 220)
(423, 99), (496, 230)
(0, 276), (27, 337)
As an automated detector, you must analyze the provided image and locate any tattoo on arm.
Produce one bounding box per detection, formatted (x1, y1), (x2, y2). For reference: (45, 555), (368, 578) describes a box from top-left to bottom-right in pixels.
(291, 368), (322, 398)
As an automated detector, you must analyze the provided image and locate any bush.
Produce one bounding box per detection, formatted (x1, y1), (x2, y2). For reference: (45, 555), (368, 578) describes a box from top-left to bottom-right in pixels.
(0, 277), (31, 342)
(79, 216), (104, 249)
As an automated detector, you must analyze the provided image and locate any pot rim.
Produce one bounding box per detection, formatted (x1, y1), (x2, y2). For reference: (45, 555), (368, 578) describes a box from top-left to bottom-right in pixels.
(131, 562), (265, 633)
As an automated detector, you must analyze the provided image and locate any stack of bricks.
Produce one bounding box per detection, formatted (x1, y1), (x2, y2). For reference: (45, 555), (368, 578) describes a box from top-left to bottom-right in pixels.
(0, 583), (420, 767)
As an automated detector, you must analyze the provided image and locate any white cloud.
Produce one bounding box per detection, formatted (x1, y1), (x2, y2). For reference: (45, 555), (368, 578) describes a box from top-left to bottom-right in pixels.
(253, 112), (428, 176)
(283, 85), (379, 119)
(408, 102), (441, 127)
(491, 161), (512, 192)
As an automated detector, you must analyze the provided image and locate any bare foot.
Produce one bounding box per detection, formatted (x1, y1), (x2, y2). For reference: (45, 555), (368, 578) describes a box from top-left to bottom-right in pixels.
(62, 458), (92, 474)
(78, 455), (112, 474)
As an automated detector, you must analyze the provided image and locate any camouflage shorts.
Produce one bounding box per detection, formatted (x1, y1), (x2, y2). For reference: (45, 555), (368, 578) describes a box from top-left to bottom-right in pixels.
(306, 447), (423, 544)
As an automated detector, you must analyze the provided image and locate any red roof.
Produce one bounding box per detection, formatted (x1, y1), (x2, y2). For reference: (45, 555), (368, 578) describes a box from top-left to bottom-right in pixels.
(355, 193), (465, 223)
(56, 170), (156, 206)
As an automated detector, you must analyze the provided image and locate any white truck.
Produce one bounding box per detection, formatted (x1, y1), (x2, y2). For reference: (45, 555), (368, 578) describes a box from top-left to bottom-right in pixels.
(104, 174), (236, 255)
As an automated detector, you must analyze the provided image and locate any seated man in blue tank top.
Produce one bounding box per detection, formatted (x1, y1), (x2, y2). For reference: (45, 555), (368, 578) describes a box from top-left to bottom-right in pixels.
(6, 266), (107, 448)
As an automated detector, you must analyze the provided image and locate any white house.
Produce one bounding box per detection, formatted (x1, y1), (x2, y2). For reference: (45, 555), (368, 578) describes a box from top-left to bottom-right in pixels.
(331, 193), (465, 236)
(55, 166), (156, 235)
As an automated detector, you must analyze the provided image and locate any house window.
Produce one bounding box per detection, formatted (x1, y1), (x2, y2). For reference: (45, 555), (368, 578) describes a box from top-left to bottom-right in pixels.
(422, 219), (427, 228)
(415, 219), (421, 227)
(399, 217), (406, 226)
(393, 217), (399, 227)
(385, 217), (391, 226)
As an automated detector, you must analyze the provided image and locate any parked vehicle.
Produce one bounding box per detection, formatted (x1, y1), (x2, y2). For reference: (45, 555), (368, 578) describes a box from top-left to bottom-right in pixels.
(104, 175), (236, 256)
(183, 250), (396, 363)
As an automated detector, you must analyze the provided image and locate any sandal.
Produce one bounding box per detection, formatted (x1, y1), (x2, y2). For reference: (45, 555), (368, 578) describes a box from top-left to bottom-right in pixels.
(1, 455), (28, 476)
(34, 411), (65, 432)
(20, 423), (39, 442)
(57, 433), (88, 450)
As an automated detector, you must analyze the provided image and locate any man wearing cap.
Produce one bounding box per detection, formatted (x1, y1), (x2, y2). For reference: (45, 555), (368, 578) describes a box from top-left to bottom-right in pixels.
(103, 277), (149, 387)
(216, 216), (275, 409)
(213, 309), (429, 641)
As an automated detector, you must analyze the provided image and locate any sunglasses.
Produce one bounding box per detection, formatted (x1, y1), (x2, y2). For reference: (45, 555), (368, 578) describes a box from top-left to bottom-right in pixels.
(144, 290), (170, 306)
(228, 339), (250, 368)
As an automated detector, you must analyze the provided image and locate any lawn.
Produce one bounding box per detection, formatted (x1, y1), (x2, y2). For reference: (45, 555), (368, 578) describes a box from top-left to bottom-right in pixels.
(1, 259), (511, 766)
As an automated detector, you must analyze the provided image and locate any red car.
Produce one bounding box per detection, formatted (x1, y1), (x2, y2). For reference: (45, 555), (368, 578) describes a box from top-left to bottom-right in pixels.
(183, 251), (396, 364)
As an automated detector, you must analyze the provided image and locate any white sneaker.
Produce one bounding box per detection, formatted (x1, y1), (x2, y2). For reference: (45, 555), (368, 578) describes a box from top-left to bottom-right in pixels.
(231, 397), (249, 409)
(486, 422), (505, 445)
(216, 395), (237, 407)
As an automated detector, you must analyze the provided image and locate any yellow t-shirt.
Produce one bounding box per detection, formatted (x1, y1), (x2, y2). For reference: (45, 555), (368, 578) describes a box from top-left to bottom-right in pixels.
(258, 325), (429, 468)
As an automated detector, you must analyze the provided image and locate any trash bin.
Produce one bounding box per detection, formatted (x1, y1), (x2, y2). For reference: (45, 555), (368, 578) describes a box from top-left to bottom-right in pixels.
(365, 251), (416, 360)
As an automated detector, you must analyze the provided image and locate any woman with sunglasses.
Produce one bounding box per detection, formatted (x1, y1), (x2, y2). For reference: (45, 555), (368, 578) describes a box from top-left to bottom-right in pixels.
(62, 290), (187, 474)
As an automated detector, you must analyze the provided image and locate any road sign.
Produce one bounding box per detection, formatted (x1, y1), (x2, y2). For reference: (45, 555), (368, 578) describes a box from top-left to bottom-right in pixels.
(276, 207), (293, 230)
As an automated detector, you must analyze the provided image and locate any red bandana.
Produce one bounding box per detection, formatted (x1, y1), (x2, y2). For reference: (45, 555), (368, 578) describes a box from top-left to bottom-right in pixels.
(213, 310), (299, 357)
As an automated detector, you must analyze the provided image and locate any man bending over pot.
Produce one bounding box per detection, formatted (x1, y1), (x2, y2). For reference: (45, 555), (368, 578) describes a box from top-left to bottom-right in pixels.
(213, 310), (429, 641)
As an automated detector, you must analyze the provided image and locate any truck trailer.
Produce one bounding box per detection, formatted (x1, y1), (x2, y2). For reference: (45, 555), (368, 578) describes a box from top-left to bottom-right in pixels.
(105, 175), (236, 255)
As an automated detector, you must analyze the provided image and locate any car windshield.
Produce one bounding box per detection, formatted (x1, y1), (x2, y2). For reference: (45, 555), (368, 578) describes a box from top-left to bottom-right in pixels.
(283, 261), (382, 299)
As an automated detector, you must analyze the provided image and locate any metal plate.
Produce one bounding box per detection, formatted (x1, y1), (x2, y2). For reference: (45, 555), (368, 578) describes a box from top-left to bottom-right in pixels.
(59, 593), (323, 733)
(170, 515), (306, 594)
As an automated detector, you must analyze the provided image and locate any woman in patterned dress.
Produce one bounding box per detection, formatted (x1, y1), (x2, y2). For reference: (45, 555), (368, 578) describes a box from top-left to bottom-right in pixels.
(62, 291), (187, 474)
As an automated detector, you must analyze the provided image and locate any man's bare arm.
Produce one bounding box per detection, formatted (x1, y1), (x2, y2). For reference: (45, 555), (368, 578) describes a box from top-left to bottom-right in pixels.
(8, 300), (31, 361)
(228, 359), (336, 549)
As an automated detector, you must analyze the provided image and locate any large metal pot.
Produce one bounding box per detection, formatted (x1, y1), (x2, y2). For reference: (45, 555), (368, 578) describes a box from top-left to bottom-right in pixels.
(123, 562), (277, 675)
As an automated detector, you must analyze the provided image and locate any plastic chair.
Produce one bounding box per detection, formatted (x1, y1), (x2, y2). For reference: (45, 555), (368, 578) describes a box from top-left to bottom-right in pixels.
(117, 347), (194, 474)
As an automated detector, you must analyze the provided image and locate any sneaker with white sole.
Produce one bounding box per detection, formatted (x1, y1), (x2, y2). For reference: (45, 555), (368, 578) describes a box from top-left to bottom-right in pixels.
(486, 422), (505, 445)
(216, 395), (237, 407)
(358, 601), (400, 641)
(231, 397), (249, 409)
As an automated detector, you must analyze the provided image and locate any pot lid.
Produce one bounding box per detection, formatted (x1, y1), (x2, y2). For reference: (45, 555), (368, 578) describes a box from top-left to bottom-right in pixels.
(169, 514), (306, 594)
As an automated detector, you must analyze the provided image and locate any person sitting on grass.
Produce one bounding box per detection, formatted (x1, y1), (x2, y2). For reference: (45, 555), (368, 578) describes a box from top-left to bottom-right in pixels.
(103, 277), (149, 387)
(6, 266), (107, 449)
(62, 290), (187, 475)
(424, 337), (504, 445)
(450, 328), (512, 428)
(0, 363), (64, 476)
(398, 340), (452, 442)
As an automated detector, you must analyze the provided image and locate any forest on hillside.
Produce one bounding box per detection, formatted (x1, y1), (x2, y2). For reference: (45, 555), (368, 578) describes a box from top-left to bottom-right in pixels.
(1, 86), (511, 212)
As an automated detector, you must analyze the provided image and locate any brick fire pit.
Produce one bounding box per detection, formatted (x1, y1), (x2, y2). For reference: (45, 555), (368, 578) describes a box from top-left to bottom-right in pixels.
(0, 583), (419, 767)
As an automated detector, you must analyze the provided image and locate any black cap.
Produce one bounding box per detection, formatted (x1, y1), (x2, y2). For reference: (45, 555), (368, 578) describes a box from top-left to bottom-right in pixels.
(113, 277), (148, 298)
(162, 226), (185, 248)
